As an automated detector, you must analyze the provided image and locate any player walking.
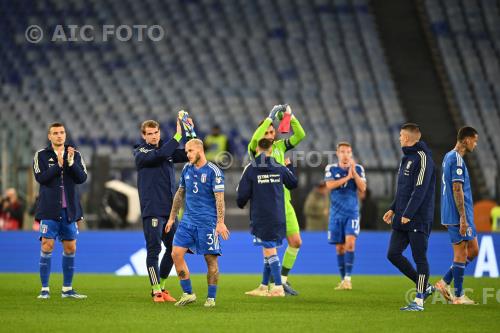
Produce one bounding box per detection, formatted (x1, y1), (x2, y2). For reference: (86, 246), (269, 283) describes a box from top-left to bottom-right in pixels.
(434, 126), (479, 305)
(383, 123), (436, 311)
(165, 139), (230, 307)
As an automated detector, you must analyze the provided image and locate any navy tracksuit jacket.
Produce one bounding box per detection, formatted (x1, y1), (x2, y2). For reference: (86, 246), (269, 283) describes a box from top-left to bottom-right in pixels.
(236, 155), (298, 241)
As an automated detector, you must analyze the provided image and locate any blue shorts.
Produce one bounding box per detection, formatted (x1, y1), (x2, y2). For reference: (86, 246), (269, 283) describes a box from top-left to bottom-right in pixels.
(328, 217), (360, 244)
(173, 222), (222, 255)
(39, 209), (78, 241)
(446, 224), (476, 244)
(253, 236), (283, 249)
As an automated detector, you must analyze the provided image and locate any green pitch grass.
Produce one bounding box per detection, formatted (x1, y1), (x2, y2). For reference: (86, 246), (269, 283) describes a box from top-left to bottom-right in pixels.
(1, 274), (499, 332)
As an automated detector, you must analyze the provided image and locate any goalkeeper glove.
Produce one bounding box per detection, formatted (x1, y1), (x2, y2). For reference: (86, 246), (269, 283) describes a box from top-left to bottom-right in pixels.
(268, 104), (286, 120)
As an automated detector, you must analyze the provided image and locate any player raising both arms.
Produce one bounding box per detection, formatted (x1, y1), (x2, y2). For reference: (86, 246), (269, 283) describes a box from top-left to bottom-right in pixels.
(324, 142), (366, 290)
(247, 104), (306, 296)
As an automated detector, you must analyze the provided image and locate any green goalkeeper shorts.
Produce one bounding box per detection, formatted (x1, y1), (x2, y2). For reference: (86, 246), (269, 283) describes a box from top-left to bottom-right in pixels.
(285, 200), (300, 236)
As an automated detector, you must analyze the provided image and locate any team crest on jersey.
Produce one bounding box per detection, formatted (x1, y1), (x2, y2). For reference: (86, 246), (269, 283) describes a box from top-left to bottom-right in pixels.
(215, 177), (222, 184)
(406, 161), (413, 169)
(201, 174), (207, 183)
(151, 218), (158, 227)
(41, 224), (48, 234)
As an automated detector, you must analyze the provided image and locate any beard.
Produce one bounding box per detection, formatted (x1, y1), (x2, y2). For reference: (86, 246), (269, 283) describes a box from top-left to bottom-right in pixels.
(191, 153), (201, 165)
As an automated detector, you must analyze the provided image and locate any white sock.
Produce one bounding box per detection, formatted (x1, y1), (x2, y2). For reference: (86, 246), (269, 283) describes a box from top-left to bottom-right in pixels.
(344, 276), (351, 281)
(414, 297), (424, 307)
(41, 287), (50, 292)
(62, 286), (73, 292)
(281, 276), (288, 284)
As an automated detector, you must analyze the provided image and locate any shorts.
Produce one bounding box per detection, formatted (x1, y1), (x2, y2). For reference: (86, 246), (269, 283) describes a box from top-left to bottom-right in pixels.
(446, 224), (476, 244)
(285, 200), (300, 237)
(39, 209), (78, 241)
(253, 236), (283, 249)
(328, 217), (360, 244)
(173, 222), (222, 255)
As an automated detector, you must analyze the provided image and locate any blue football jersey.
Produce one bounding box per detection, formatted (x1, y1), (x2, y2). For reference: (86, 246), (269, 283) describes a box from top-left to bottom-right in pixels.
(179, 162), (224, 228)
(325, 163), (366, 220)
(441, 150), (474, 226)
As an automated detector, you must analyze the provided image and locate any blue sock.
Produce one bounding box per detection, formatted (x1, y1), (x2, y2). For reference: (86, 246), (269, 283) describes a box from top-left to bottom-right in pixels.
(262, 257), (271, 285)
(62, 252), (75, 287)
(452, 261), (466, 297)
(443, 265), (454, 285)
(345, 251), (355, 277)
(443, 259), (471, 285)
(337, 254), (345, 280)
(39, 251), (52, 288)
(207, 284), (217, 299)
(180, 279), (192, 294)
(268, 254), (282, 286)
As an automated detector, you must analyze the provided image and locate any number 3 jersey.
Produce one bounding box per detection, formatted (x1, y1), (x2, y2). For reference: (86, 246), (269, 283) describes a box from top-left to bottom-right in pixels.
(441, 150), (474, 227)
(179, 162), (225, 229)
(324, 163), (366, 220)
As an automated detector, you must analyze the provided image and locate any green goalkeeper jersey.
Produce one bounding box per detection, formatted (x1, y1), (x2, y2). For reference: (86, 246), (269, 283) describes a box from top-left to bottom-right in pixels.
(247, 116), (306, 201)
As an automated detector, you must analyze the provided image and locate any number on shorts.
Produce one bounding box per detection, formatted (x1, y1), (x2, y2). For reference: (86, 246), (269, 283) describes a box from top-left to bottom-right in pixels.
(206, 233), (214, 245)
(351, 219), (360, 233)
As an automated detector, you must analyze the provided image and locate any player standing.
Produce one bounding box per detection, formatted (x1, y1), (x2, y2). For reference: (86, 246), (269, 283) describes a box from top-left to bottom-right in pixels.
(134, 114), (191, 303)
(324, 142), (366, 290)
(383, 123), (436, 311)
(247, 104), (306, 295)
(434, 126), (479, 305)
(34, 123), (87, 299)
(165, 139), (230, 307)
(237, 139), (298, 296)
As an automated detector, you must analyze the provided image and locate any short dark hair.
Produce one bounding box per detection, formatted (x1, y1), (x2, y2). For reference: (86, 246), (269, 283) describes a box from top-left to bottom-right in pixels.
(401, 123), (420, 133)
(48, 122), (65, 134)
(457, 126), (478, 141)
(258, 138), (273, 150)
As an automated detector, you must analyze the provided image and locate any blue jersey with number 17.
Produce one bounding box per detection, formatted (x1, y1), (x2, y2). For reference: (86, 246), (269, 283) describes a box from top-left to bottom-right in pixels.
(441, 150), (474, 227)
(179, 162), (224, 229)
(324, 163), (366, 220)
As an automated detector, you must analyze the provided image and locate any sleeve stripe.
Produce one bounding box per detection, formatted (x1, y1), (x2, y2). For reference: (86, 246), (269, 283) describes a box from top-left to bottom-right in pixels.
(208, 162), (221, 176)
(416, 151), (426, 186)
(455, 151), (463, 167)
(33, 149), (43, 173)
(79, 152), (87, 174)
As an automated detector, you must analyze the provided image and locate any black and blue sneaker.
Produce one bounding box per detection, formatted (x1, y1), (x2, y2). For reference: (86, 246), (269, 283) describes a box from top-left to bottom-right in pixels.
(400, 301), (424, 311)
(61, 289), (87, 299)
(37, 290), (50, 299)
(424, 284), (435, 301)
(283, 282), (299, 296)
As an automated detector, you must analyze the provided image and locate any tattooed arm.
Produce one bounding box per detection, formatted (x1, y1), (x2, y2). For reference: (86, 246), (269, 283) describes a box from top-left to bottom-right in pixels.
(452, 182), (467, 236)
(215, 192), (230, 240)
(165, 187), (185, 233)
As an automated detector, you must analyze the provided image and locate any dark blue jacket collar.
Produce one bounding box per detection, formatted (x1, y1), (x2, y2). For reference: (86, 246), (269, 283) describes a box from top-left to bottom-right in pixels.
(402, 141), (431, 156)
